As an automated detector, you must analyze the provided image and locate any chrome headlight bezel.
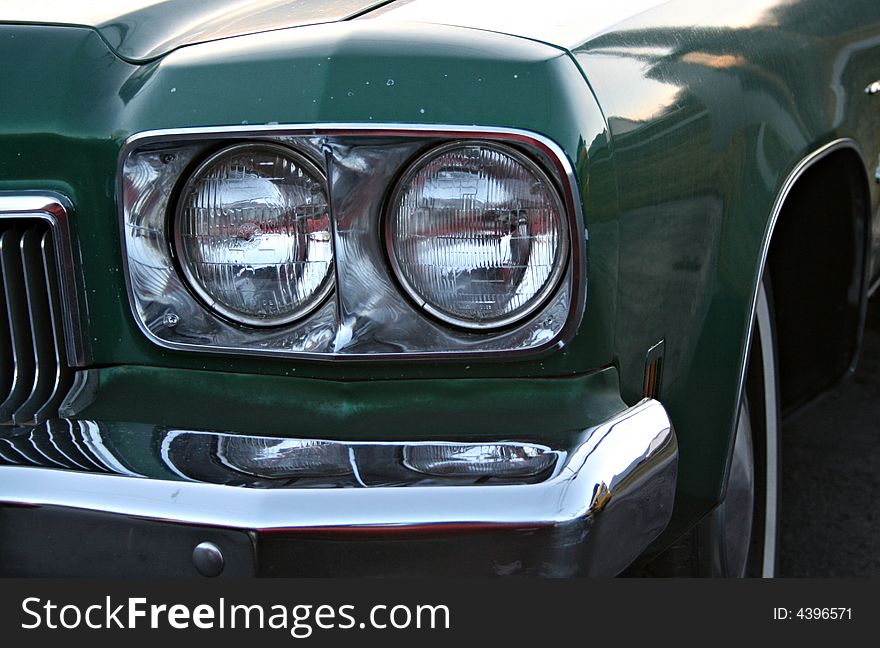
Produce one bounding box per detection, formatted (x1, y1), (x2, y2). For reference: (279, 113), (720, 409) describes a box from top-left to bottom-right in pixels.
(118, 124), (586, 360)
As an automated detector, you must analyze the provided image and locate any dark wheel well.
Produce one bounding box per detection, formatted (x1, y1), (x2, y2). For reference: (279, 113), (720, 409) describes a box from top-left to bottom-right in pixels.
(765, 147), (871, 414)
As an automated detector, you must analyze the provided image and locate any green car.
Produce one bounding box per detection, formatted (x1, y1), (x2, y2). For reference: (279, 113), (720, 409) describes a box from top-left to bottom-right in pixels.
(0, 0), (877, 577)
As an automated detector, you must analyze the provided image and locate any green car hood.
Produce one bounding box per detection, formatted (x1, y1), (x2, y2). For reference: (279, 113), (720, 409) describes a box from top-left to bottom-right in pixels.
(0, 0), (391, 62)
(4, 0), (673, 62)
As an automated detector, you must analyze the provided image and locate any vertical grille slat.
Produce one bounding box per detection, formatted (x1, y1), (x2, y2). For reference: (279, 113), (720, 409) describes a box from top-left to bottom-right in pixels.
(0, 227), (36, 421)
(0, 239), (13, 400)
(13, 228), (62, 424)
(33, 232), (74, 423)
(0, 220), (74, 425)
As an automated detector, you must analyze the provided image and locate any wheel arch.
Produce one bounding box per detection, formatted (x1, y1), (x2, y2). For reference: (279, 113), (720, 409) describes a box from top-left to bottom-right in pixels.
(736, 138), (872, 423)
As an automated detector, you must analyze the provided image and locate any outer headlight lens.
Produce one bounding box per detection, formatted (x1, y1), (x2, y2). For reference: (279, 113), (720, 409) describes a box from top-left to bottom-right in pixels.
(386, 141), (568, 329)
(174, 143), (334, 327)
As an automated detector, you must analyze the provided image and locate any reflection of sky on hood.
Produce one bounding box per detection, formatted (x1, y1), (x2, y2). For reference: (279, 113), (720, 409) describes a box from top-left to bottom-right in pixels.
(611, 0), (801, 32)
(574, 0), (809, 124)
(1, 0), (169, 24)
(1, 0), (803, 47)
(378, 0), (670, 48)
(375, 0), (800, 49)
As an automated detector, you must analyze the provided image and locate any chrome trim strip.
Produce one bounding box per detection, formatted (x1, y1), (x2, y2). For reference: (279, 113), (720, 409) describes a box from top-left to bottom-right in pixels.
(734, 138), (863, 455)
(117, 123), (586, 361)
(755, 281), (778, 578)
(0, 193), (88, 366)
(0, 400), (674, 566)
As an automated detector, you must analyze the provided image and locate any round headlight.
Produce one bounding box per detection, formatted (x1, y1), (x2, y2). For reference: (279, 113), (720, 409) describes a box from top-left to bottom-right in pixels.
(174, 143), (334, 327)
(386, 141), (569, 329)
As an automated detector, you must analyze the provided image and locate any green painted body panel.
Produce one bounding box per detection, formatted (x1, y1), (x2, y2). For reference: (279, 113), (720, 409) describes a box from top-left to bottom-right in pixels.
(0, 21), (613, 383)
(74, 365), (624, 448)
(2, 0), (880, 542)
(573, 0), (880, 530)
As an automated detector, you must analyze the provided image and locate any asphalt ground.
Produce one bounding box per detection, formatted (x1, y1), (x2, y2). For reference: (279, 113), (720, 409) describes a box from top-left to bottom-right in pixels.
(778, 296), (880, 576)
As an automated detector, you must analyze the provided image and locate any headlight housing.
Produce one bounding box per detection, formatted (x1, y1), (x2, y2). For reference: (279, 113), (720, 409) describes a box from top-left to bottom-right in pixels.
(385, 142), (568, 329)
(173, 143), (334, 327)
(121, 126), (584, 358)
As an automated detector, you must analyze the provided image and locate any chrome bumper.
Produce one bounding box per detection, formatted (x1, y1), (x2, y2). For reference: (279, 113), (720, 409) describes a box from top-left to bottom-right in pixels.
(0, 399), (677, 577)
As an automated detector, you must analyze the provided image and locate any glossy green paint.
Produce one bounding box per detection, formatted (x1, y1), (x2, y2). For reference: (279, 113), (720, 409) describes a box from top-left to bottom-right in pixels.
(0, 22), (619, 421)
(0, 20), (614, 382)
(573, 0), (880, 533)
(3, 0), (880, 545)
(72, 367), (625, 489)
(73, 365), (624, 450)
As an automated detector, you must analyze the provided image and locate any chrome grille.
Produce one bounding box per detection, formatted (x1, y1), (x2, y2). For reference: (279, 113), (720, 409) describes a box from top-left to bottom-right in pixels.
(0, 220), (73, 424)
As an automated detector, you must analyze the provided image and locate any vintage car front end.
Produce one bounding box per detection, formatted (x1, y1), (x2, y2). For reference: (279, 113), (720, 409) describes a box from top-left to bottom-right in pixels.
(0, 8), (679, 576)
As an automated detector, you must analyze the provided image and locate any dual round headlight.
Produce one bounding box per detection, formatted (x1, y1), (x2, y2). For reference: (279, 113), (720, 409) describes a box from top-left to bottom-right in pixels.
(173, 140), (568, 330)
(174, 143), (334, 327)
(386, 142), (569, 329)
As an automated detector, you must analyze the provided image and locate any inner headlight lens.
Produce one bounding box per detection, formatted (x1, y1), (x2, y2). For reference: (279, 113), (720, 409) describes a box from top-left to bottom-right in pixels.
(386, 141), (568, 329)
(174, 143), (333, 326)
